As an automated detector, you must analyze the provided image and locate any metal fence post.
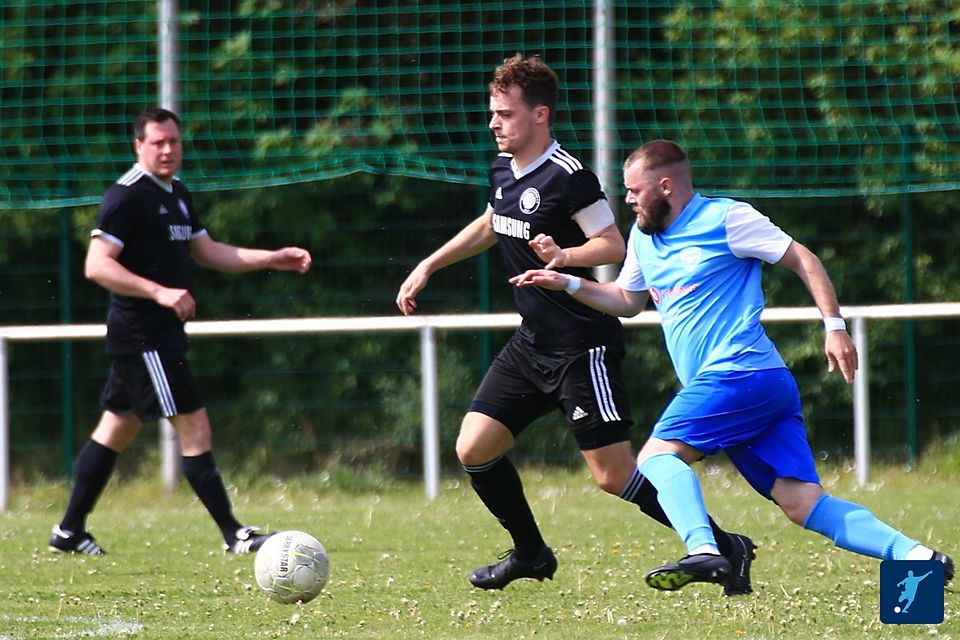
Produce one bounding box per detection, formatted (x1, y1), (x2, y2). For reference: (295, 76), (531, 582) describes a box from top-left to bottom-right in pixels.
(0, 338), (8, 510)
(420, 324), (440, 500)
(853, 316), (870, 486)
(592, 0), (618, 285)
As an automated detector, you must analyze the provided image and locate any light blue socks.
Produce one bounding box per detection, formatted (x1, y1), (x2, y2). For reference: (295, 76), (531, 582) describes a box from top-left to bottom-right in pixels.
(802, 494), (920, 560)
(639, 455), (924, 561)
(638, 453), (716, 552)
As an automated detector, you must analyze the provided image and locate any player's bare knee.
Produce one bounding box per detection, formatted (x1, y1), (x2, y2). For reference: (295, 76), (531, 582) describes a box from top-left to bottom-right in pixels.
(456, 413), (513, 466)
(455, 435), (499, 466)
(91, 412), (142, 452)
(780, 503), (810, 526)
(594, 473), (624, 495)
(773, 480), (824, 525)
(454, 436), (475, 466)
(586, 461), (631, 494)
(455, 429), (483, 466)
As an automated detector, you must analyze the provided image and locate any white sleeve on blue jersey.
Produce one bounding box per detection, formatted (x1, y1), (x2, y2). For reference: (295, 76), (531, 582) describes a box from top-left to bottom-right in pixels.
(571, 199), (616, 237)
(615, 225), (647, 292)
(725, 202), (793, 263)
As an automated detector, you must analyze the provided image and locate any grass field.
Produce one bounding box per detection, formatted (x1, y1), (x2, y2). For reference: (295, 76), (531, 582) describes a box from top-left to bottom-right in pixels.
(0, 461), (955, 639)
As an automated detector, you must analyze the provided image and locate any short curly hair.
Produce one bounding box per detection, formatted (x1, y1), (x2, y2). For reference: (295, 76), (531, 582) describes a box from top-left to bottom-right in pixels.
(489, 53), (559, 124)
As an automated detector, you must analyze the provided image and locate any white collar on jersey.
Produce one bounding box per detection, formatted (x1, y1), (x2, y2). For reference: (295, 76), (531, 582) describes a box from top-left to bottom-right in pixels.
(510, 140), (561, 179)
(135, 163), (177, 193)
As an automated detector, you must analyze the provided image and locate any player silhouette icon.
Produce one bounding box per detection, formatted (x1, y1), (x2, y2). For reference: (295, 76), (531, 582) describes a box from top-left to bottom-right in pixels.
(897, 569), (933, 613)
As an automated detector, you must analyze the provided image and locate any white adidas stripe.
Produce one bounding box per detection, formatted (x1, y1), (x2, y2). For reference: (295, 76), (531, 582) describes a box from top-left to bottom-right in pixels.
(549, 153), (577, 174)
(142, 351), (178, 417)
(588, 346), (621, 422)
(618, 469), (645, 501)
(463, 456), (504, 473)
(116, 165), (145, 186)
(115, 164), (180, 190)
(554, 147), (584, 170)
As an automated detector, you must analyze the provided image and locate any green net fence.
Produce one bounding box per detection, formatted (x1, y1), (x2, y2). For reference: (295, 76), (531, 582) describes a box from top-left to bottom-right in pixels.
(3, 0), (960, 210)
(3, 1), (960, 478)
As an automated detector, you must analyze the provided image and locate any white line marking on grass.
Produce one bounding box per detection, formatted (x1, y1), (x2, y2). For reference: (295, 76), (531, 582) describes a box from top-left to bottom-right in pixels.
(53, 620), (143, 638)
(0, 616), (143, 638)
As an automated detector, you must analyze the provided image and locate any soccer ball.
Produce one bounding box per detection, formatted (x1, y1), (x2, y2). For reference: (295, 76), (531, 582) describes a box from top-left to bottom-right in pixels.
(254, 530), (329, 604)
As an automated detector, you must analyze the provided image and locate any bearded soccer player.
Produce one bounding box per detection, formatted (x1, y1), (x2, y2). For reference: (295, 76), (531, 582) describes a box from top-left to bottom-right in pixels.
(396, 55), (755, 594)
(49, 108), (312, 556)
(511, 139), (954, 593)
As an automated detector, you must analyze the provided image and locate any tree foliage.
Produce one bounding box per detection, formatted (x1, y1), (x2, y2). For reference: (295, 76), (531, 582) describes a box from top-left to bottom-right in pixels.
(1, 2), (959, 478)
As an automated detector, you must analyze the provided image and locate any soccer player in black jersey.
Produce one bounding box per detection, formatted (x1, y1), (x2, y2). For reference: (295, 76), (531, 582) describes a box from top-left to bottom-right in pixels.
(396, 55), (755, 594)
(49, 108), (312, 556)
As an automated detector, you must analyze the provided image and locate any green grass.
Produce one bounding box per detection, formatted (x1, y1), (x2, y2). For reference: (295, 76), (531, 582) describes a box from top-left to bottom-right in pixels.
(0, 462), (956, 639)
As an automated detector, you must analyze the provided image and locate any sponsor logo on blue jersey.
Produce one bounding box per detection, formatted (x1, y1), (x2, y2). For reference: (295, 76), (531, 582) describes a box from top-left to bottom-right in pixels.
(648, 283), (699, 305)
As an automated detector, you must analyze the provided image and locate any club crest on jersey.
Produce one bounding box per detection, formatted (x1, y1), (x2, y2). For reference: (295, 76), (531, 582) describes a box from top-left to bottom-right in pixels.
(178, 199), (190, 221)
(158, 204), (169, 215)
(519, 188), (541, 214)
(495, 187), (503, 200)
(680, 247), (702, 272)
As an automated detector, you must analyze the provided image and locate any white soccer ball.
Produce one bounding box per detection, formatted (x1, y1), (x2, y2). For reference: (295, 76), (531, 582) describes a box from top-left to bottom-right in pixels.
(254, 530), (329, 604)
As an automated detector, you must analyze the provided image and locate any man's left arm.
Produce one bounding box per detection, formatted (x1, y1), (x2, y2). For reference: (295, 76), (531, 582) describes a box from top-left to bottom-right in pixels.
(530, 222), (624, 269)
(529, 191), (625, 270)
(190, 234), (312, 274)
(776, 240), (858, 383)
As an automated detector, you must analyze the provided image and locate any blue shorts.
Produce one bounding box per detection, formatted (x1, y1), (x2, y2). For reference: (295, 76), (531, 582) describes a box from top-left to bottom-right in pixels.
(652, 368), (820, 499)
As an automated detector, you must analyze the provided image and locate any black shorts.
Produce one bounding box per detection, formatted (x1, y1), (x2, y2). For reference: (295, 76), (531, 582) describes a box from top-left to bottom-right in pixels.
(100, 348), (204, 421)
(468, 333), (633, 450)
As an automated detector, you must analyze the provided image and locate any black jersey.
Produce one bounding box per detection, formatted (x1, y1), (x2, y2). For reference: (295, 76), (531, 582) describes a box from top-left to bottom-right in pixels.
(488, 142), (623, 350)
(92, 164), (206, 355)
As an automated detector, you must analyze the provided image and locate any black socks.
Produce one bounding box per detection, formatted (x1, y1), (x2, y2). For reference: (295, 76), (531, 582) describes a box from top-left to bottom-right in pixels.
(60, 440), (118, 533)
(182, 451), (242, 542)
(464, 456), (546, 560)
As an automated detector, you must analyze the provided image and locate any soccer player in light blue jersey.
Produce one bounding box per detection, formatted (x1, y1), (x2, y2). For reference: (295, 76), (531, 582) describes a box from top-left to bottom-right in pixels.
(510, 139), (953, 593)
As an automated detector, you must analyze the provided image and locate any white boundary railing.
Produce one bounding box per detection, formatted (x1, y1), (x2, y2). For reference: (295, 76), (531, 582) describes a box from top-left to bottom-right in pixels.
(2, 302), (960, 510)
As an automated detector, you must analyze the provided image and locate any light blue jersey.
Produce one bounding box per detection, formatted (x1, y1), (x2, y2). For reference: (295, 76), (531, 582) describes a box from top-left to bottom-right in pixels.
(616, 193), (792, 387)
(626, 192), (925, 566)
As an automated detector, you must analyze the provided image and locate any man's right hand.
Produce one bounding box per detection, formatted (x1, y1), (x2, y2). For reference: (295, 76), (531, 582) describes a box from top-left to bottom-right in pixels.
(509, 268), (570, 291)
(155, 287), (196, 322)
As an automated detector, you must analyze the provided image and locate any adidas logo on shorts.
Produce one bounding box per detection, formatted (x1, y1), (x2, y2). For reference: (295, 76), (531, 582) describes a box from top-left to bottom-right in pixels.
(571, 406), (588, 421)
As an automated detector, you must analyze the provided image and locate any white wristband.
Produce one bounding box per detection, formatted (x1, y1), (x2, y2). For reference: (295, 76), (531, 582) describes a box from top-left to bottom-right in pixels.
(823, 317), (846, 332)
(564, 275), (582, 294)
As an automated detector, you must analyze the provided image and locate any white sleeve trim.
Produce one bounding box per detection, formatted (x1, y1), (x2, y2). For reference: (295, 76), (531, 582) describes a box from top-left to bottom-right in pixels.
(615, 226), (648, 292)
(190, 228), (208, 241)
(725, 202), (793, 263)
(572, 199), (616, 237)
(90, 229), (124, 248)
